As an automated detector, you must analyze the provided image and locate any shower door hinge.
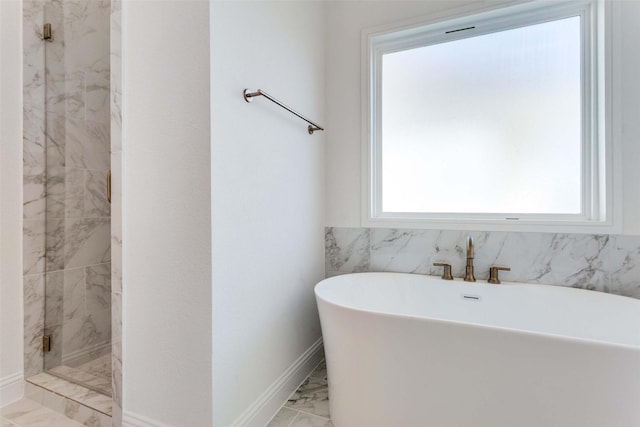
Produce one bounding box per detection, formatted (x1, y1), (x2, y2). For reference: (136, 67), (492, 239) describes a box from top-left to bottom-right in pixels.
(43, 23), (52, 41)
(42, 335), (51, 352)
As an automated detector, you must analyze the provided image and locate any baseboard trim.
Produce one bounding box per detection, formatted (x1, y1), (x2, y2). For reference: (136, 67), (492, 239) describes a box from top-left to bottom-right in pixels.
(1, 372), (24, 406)
(123, 410), (174, 427)
(231, 336), (325, 427)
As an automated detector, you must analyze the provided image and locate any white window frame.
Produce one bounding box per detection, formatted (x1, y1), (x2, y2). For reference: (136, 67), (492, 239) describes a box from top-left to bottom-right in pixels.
(361, 0), (621, 234)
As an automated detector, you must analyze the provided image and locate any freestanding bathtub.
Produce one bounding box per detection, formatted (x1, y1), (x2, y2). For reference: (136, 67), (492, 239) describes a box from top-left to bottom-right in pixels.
(315, 272), (640, 427)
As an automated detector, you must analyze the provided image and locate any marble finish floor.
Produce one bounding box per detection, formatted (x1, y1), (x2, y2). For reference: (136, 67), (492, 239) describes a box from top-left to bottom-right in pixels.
(268, 360), (333, 427)
(26, 372), (111, 416)
(49, 354), (112, 396)
(1, 399), (84, 427)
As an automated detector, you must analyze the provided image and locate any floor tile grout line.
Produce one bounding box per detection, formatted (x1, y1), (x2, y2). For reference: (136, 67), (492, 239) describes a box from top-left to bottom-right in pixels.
(272, 359), (330, 426)
(291, 407), (331, 421)
(285, 409), (302, 427)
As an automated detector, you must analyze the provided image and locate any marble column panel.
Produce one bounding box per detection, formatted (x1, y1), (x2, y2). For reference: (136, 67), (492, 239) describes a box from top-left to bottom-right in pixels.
(43, 0), (66, 118)
(84, 65), (111, 125)
(23, 0), (46, 178)
(62, 309), (111, 364)
(23, 174), (47, 220)
(45, 167), (65, 219)
(24, 274), (45, 378)
(64, 118), (110, 171)
(64, 0), (111, 49)
(63, 70), (86, 120)
(23, 126), (46, 177)
(110, 4), (121, 152)
(43, 323), (63, 370)
(44, 267), (84, 370)
(85, 170), (111, 218)
(63, 267), (85, 323)
(43, 268), (84, 371)
(24, 219), (46, 275)
(64, 168), (85, 218)
(110, 152), (122, 294)
(111, 293), (122, 417)
(63, 0), (111, 125)
(45, 217), (65, 272)
(23, 0), (46, 379)
(86, 263), (111, 313)
(45, 113), (66, 169)
(111, 2), (122, 422)
(44, 270), (64, 329)
(64, 217), (111, 269)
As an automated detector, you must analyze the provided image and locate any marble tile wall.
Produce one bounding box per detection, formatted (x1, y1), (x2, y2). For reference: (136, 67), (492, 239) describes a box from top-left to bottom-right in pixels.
(110, 0), (123, 424)
(23, 0), (49, 379)
(23, 0), (112, 382)
(325, 227), (640, 299)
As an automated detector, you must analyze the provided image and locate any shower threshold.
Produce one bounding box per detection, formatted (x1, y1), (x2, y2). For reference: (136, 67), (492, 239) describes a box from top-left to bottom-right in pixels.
(26, 371), (112, 418)
(47, 353), (112, 397)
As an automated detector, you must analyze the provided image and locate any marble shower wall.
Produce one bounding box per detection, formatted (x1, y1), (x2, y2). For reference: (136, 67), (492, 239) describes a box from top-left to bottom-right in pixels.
(110, 0), (123, 424)
(326, 227), (640, 299)
(23, 0), (50, 379)
(23, 0), (111, 379)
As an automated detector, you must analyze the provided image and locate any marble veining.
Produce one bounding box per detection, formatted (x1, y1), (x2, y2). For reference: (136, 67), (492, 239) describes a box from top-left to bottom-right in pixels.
(326, 227), (640, 299)
(110, 1), (123, 424)
(23, 220), (46, 275)
(86, 264), (111, 312)
(49, 357), (111, 397)
(24, 274), (45, 378)
(85, 170), (110, 218)
(64, 218), (110, 269)
(23, 0), (113, 398)
(1, 398), (85, 427)
(269, 361), (333, 427)
(27, 373), (112, 416)
(23, 379), (111, 426)
(325, 228), (370, 274)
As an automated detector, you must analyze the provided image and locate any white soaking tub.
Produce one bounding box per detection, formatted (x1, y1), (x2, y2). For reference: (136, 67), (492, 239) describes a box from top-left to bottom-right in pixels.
(315, 272), (640, 427)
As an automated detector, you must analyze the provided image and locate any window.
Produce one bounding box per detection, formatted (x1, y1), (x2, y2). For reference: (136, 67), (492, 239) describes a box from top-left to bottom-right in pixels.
(365, 1), (617, 232)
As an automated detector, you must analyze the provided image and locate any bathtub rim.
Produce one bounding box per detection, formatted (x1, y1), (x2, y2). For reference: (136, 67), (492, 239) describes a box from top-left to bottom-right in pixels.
(315, 272), (640, 351)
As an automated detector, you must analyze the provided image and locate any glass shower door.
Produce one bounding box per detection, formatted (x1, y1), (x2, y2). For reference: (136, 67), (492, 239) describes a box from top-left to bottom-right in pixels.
(42, 0), (112, 397)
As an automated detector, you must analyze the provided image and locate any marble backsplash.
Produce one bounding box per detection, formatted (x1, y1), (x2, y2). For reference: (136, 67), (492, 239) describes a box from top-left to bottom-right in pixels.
(325, 227), (640, 299)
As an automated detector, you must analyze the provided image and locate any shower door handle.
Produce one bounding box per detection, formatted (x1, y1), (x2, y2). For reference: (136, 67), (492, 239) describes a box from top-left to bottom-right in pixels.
(107, 170), (111, 204)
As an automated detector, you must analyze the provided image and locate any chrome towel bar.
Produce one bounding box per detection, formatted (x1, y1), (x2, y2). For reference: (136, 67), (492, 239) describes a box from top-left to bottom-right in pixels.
(243, 88), (324, 135)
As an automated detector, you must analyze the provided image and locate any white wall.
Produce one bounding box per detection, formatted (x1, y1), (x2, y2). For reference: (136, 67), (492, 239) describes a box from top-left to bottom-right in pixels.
(325, 0), (640, 235)
(211, 1), (326, 426)
(121, 1), (212, 425)
(0, 0), (24, 407)
(620, 0), (640, 235)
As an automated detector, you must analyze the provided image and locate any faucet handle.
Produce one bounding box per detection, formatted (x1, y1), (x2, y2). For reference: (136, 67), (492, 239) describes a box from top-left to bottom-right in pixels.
(433, 263), (453, 280)
(488, 266), (511, 284)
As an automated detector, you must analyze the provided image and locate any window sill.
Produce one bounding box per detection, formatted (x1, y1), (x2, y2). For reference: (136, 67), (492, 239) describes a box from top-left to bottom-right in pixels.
(363, 216), (621, 235)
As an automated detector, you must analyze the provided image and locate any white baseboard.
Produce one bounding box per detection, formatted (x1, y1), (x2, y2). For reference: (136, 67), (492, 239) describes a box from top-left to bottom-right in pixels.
(123, 410), (175, 427)
(232, 337), (325, 427)
(1, 372), (24, 406)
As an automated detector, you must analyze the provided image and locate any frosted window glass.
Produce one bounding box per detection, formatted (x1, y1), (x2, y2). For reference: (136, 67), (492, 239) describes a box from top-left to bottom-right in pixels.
(381, 16), (582, 214)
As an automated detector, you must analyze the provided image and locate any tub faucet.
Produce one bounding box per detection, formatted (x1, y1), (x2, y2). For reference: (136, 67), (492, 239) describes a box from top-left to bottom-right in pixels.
(464, 236), (476, 282)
